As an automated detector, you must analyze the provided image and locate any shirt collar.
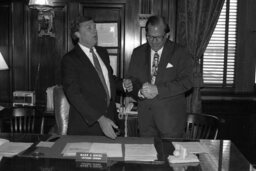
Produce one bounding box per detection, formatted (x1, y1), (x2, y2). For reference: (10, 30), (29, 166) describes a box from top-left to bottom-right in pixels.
(151, 46), (163, 55)
(78, 43), (93, 54)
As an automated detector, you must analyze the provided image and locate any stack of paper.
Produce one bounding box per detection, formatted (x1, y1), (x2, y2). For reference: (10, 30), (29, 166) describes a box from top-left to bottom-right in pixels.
(172, 142), (209, 154)
(168, 141), (209, 164)
(0, 141), (33, 157)
(0, 138), (9, 146)
(125, 144), (157, 161)
(62, 142), (122, 158)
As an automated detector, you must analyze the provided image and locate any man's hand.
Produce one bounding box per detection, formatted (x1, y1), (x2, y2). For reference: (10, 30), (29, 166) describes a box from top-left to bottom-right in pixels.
(141, 82), (158, 99)
(98, 115), (118, 139)
(123, 79), (133, 92)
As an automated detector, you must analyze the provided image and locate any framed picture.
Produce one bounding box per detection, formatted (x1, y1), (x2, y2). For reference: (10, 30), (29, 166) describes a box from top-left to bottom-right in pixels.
(96, 23), (118, 47)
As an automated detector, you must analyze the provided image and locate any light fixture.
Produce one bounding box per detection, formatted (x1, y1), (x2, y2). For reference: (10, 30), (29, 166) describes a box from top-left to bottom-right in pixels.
(28, 0), (55, 37)
(0, 52), (8, 70)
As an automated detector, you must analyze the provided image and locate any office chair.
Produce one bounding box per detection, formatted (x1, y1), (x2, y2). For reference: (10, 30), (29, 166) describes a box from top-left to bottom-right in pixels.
(53, 85), (70, 135)
(10, 107), (44, 134)
(184, 113), (221, 139)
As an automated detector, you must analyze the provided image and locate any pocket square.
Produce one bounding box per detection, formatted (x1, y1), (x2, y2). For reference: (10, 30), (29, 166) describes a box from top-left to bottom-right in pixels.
(166, 63), (173, 68)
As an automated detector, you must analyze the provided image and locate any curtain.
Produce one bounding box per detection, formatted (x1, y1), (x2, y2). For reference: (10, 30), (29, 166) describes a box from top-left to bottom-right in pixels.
(176, 0), (225, 113)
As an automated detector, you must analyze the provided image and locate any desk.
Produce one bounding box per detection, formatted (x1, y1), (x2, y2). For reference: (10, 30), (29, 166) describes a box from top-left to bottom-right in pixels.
(0, 134), (252, 171)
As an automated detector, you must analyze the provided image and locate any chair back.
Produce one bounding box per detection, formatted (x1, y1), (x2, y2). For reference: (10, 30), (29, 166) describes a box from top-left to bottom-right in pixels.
(53, 85), (70, 135)
(10, 107), (44, 134)
(185, 113), (220, 139)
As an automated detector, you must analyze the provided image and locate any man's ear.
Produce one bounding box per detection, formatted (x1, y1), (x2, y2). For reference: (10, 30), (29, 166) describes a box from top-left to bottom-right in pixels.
(165, 32), (170, 39)
(74, 31), (80, 39)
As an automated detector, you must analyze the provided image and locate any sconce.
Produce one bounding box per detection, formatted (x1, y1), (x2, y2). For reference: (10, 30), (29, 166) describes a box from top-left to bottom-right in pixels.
(28, 0), (55, 37)
(0, 52), (8, 71)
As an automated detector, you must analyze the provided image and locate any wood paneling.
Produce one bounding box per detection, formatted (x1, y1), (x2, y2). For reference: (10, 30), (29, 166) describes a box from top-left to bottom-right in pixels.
(28, 4), (67, 105)
(202, 98), (256, 164)
(0, 2), (11, 104)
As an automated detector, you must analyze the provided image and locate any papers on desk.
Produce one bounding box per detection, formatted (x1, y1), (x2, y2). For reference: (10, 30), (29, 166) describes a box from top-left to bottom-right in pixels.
(36, 141), (55, 148)
(125, 144), (157, 161)
(172, 142), (209, 154)
(0, 138), (9, 146)
(0, 139), (33, 157)
(62, 142), (122, 158)
(168, 142), (203, 164)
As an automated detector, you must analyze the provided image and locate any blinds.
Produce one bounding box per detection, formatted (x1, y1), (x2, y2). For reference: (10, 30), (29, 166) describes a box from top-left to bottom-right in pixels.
(203, 0), (237, 87)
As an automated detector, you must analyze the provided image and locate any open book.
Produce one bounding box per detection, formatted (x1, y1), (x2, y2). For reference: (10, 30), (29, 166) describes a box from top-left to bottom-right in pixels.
(0, 138), (33, 158)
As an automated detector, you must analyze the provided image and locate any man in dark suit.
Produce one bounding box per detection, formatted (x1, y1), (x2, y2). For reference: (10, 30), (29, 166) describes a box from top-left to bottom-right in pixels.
(127, 16), (193, 138)
(61, 16), (132, 139)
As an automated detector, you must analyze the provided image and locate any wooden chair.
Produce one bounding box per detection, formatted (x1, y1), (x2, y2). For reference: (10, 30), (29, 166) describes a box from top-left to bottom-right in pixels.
(10, 107), (45, 134)
(184, 113), (221, 139)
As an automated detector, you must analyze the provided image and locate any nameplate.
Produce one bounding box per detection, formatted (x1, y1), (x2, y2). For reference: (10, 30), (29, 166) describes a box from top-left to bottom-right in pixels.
(76, 152), (107, 163)
(76, 161), (107, 169)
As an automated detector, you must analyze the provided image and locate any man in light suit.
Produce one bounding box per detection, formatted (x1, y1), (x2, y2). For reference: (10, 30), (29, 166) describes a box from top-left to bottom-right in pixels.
(61, 16), (132, 139)
(127, 16), (193, 138)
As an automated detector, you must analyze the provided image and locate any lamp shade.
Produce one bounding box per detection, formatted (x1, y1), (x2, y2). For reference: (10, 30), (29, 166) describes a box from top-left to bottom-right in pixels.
(29, 0), (53, 11)
(0, 52), (8, 70)
(29, 0), (52, 6)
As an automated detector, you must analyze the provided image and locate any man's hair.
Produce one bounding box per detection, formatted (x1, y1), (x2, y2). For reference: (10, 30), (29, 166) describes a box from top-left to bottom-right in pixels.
(145, 15), (170, 34)
(70, 16), (93, 45)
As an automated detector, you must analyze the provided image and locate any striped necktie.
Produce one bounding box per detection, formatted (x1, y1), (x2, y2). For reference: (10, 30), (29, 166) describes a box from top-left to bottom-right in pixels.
(90, 48), (110, 104)
(151, 52), (159, 84)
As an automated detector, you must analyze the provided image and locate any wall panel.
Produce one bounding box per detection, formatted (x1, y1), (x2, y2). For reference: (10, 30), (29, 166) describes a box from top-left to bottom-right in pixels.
(28, 4), (68, 105)
(0, 2), (11, 104)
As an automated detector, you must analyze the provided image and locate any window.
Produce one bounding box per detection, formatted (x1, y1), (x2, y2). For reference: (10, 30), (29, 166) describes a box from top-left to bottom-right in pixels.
(202, 0), (237, 87)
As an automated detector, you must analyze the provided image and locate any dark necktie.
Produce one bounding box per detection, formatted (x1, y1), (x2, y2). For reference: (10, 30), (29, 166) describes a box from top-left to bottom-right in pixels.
(151, 52), (159, 84)
(90, 48), (110, 103)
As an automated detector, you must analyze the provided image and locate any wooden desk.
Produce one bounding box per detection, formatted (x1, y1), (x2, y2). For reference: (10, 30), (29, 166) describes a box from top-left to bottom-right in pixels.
(0, 134), (252, 171)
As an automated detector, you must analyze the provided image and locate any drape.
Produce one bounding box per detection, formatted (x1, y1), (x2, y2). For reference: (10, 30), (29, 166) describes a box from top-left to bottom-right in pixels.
(176, 0), (225, 113)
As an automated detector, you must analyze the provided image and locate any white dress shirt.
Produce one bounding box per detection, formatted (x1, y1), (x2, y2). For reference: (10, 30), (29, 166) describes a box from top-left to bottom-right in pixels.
(78, 43), (111, 97)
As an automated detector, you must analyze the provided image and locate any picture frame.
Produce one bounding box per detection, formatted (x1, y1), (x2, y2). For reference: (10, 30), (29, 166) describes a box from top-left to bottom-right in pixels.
(96, 23), (118, 47)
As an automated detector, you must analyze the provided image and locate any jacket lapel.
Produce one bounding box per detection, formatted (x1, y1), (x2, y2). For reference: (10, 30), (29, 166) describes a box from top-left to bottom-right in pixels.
(74, 45), (105, 89)
(155, 41), (175, 83)
(145, 44), (152, 82)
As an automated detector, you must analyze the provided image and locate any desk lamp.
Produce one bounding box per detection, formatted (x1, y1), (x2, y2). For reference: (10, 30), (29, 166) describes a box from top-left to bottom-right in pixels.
(0, 52), (8, 71)
(0, 52), (8, 110)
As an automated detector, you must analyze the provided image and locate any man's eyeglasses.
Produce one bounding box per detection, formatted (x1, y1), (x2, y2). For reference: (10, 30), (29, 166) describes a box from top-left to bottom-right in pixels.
(146, 34), (165, 41)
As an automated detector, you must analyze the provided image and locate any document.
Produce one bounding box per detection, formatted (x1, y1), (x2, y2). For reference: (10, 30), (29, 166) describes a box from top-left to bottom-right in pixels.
(36, 141), (55, 148)
(0, 138), (9, 146)
(90, 143), (122, 157)
(125, 144), (157, 161)
(0, 142), (33, 157)
(62, 142), (92, 156)
(172, 142), (209, 154)
(62, 142), (122, 158)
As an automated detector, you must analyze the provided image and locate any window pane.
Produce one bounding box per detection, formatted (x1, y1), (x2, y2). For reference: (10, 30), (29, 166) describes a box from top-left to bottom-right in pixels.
(203, 0), (237, 87)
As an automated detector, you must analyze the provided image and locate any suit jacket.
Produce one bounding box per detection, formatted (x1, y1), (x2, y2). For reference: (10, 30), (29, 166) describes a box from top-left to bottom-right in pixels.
(127, 40), (193, 137)
(61, 45), (122, 135)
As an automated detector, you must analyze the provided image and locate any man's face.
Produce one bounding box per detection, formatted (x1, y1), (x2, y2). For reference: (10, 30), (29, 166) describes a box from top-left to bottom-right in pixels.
(146, 23), (168, 52)
(75, 20), (97, 48)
